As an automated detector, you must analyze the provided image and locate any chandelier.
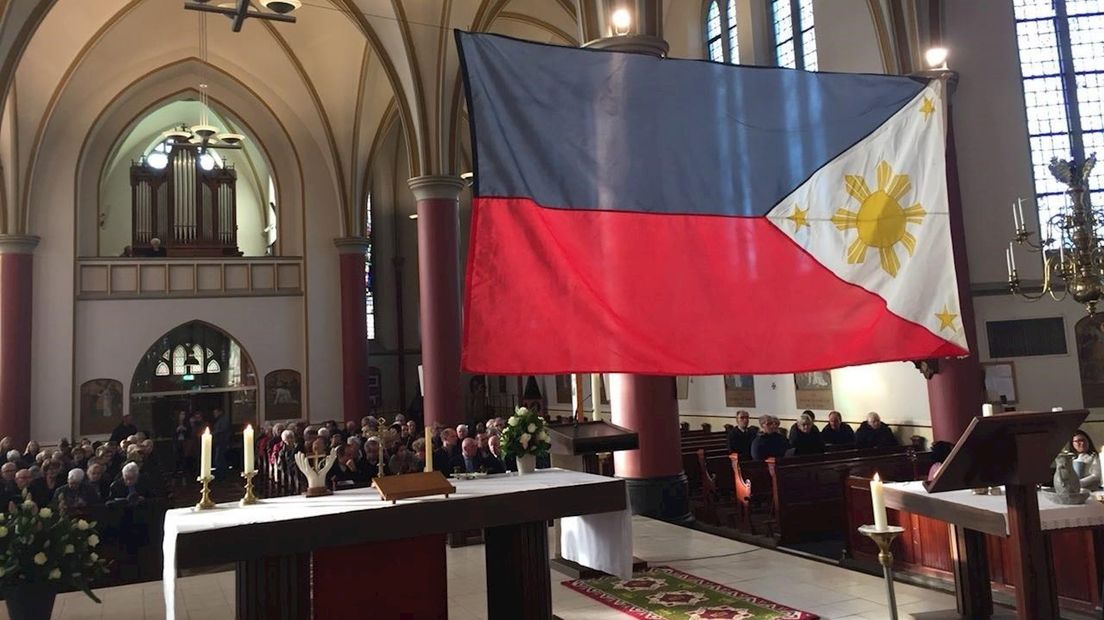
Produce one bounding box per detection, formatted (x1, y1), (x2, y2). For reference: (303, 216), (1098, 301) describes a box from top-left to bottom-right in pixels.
(163, 11), (243, 151)
(184, 0), (301, 32)
(1007, 154), (1100, 314)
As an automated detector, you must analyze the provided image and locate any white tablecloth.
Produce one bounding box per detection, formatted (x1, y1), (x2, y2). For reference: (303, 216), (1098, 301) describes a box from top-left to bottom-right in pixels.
(163, 469), (631, 619)
(885, 480), (1104, 534)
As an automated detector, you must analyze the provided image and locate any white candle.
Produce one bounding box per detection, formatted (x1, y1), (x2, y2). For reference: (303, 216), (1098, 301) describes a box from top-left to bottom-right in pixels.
(591, 373), (602, 421)
(1017, 198), (1026, 231)
(1013, 200), (1021, 231)
(982, 404), (994, 417)
(243, 424), (254, 474)
(200, 427), (212, 479)
(424, 427), (433, 473)
(871, 472), (887, 532)
(1053, 406), (1064, 412)
(1006, 247), (1013, 277)
(1008, 242), (1017, 272)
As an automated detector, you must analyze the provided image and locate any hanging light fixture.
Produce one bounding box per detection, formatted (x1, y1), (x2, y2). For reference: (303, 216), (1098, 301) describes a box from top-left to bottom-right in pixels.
(184, 0), (300, 32)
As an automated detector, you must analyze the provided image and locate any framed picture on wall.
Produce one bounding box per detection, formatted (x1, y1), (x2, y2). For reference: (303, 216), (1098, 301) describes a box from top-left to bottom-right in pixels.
(794, 371), (834, 410)
(724, 375), (756, 408)
(79, 379), (124, 436)
(676, 376), (690, 400)
(554, 375), (573, 404)
(982, 361), (1018, 405)
(265, 369), (302, 419)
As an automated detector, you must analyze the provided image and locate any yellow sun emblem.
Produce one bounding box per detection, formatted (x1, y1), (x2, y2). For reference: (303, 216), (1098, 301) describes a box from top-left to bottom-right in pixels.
(831, 161), (926, 277)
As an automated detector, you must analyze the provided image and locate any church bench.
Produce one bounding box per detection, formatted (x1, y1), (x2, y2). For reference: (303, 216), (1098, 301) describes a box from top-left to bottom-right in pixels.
(843, 476), (1102, 615)
(765, 447), (928, 545)
(693, 449), (738, 526)
(683, 446), (730, 493)
(729, 453), (772, 534)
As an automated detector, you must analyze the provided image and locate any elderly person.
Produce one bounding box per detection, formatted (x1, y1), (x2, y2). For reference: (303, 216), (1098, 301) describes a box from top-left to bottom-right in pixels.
(388, 443), (419, 475)
(821, 410), (855, 446)
(726, 410), (758, 460)
(750, 415), (789, 461)
(450, 438), (489, 474)
(21, 441), (40, 468)
(456, 424), (470, 442)
(788, 410), (820, 444)
(53, 468), (97, 514)
(109, 462), (152, 505)
(86, 462), (109, 503)
(331, 444), (369, 485)
(789, 412), (825, 456)
(855, 412), (899, 449)
(16, 468), (50, 507)
(364, 437), (388, 477)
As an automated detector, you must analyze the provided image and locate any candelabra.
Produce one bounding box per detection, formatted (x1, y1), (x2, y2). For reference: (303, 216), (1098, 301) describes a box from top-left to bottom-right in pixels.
(1007, 154), (1100, 314)
(858, 525), (905, 620)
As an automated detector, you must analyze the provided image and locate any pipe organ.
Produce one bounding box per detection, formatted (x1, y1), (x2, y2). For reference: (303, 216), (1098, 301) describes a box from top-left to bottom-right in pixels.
(131, 148), (240, 256)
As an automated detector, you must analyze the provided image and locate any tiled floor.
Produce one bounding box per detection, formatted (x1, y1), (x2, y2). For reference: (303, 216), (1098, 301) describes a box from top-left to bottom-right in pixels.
(0, 517), (1020, 619)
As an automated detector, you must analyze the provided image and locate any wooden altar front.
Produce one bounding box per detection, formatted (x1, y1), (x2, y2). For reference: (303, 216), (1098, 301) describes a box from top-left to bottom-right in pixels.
(163, 470), (629, 620)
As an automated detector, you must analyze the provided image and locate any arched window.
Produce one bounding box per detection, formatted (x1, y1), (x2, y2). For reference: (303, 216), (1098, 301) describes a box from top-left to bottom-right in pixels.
(772, 0), (817, 70)
(365, 193), (376, 341)
(1013, 0), (1103, 240)
(704, 1), (739, 63)
(160, 346), (221, 377)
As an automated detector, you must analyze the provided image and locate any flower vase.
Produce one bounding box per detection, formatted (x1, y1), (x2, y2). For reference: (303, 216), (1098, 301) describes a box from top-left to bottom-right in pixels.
(5, 583), (56, 620)
(516, 454), (536, 475)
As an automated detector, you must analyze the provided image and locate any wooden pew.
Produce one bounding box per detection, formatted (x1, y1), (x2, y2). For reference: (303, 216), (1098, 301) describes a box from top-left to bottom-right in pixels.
(729, 453), (772, 534)
(765, 447), (929, 545)
(843, 476), (1103, 615)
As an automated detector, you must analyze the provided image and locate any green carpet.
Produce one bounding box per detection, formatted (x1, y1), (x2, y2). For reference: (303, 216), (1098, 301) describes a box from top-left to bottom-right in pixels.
(562, 566), (819, 620)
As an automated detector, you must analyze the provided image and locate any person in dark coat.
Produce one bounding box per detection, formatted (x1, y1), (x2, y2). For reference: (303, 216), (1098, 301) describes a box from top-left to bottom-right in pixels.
(820, 410), (855, 447)
(726, 410), (759, 459)
(751, 415), (790, 461)
(211, 408), (232, 478)
(789, 412), (826, 456)
(109, 414), (139, 444)
(854, 412), (899, 449)
(449, 438), (496, 474)
(788, 410), (820, 445)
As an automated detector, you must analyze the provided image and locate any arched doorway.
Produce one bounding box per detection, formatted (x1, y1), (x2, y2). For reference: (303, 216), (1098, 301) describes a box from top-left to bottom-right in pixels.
(129, 320), (258, 440)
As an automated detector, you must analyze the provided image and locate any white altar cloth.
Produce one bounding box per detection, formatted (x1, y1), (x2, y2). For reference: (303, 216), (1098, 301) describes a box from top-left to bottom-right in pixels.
(163, 469), (631, 619)
(884, 480), (1104, 534)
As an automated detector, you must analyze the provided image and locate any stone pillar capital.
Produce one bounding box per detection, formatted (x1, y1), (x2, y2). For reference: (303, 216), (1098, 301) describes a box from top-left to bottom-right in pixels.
(0, 235), (40, 255)
(583, 34), (668, 58)
(333, 237), (371, 255)
(407, 175), (466, 202)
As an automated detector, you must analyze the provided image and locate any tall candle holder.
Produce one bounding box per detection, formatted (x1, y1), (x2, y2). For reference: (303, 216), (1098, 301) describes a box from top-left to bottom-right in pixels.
(240, 470), (259, 506)
(194, 475), (216, 511)
(858, 524), (905, 620)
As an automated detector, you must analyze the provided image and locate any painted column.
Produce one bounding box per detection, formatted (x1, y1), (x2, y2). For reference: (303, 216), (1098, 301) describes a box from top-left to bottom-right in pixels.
(579, 0), (689, 522)
(919, 72), (986, 443)
(0, 235), (39, 445)
(334, 237), (371, 423)
(408, 176), (466, 428)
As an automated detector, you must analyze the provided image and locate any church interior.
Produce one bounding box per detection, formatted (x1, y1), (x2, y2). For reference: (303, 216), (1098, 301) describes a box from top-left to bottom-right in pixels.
(0, 0), (1099, 618)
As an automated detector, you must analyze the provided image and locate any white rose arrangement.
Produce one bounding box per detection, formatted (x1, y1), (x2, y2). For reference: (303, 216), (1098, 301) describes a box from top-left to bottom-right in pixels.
(499, 406), (552, 459)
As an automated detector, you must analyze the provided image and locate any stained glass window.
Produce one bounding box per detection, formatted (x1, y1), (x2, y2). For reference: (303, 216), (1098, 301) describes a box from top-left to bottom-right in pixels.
(772, 0), (817, 70)
(365, 194), (376, 341)
(704, 1), (739, 64)
(155, 361), (170, 377)
(207, 359), (221, 374)
(1014, 0), (1104, 240)
(159, 345), (221, 377)
(172, 345), (186, 376)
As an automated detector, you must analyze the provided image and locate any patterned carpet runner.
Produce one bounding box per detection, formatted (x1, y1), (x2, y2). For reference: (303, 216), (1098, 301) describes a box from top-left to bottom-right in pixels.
(562, 566), (819, 620)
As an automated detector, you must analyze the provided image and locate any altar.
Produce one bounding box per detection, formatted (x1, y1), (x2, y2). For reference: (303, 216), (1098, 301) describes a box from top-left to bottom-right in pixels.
(163, 469), (631, 620)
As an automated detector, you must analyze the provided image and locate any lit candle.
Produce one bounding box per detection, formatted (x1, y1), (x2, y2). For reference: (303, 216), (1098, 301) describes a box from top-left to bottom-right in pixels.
(871, 472), (887, 532)
(591, 373), (602, 421)
(982, 404), (994, 418)
(200, 427), (212, 479)
(243, 424), (254, 474)
(424, 427), (433, 473)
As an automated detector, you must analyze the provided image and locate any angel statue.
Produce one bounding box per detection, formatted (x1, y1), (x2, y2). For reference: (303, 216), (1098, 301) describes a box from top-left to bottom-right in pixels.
(295, 447), (340, 497)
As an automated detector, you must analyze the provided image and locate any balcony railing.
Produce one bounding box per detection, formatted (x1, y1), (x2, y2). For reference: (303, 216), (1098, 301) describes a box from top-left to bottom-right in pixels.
(76, 257), (303, 300)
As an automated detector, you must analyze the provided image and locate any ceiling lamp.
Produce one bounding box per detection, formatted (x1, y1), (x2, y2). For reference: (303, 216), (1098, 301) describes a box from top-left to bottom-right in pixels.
(184, 0), (299, 32)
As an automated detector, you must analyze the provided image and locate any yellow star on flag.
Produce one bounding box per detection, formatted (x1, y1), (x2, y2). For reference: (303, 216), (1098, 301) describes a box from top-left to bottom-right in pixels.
(787, 205), (809, 230)
(935, 305), (958, 331)
(919, 96), (935, 121)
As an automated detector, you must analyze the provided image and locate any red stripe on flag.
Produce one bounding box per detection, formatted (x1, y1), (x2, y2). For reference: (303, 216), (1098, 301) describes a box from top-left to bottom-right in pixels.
(462, 197), (965, 375)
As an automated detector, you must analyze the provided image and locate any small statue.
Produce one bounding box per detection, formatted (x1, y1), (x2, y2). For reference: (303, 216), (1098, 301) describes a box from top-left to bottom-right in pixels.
(295, 447), (339, 497)
(1045, 452), (1090, 505)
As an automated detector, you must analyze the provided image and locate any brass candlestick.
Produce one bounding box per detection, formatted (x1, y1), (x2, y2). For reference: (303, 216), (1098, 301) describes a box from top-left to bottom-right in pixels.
(240, 470), (259, 506)
(194, 475), (216, 511)
(858, 524), (905, 620)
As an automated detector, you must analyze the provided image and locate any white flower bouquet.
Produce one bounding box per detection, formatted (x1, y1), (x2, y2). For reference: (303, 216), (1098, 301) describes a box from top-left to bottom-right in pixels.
(500, 407), (551, 458)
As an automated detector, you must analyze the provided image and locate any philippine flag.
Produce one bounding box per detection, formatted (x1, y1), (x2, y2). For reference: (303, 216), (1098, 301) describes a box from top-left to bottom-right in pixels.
(456, 31), (968, 376)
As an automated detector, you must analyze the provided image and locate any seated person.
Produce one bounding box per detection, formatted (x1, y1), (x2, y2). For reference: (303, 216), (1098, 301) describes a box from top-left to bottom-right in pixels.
(53, 468), (99, 514)
(331, 444), (370, 484)
(726, 410), (758, 459)
(488, 435), (513, 472)
(15, 468), (50, 508)
(927, 441), (954, 482)
(450, 438), (492, 474)
(108, 462), (152, 506)
(750, 415), (789, 461)
(788, 410), (820, 444)
(388, 443), (419, 475)
(820, 410), (855, 446)
(854, 412), (899, 449)
(1071, 430), (1102, 490)
(85, 462), (110, 504)
(789, 412), (825, 456)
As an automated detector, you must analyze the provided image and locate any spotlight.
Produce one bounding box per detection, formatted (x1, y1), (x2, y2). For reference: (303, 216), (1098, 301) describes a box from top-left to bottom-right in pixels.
(260, 0), (302, 14)
(925, 47), (949, 70)
(611, 8), (632, 36)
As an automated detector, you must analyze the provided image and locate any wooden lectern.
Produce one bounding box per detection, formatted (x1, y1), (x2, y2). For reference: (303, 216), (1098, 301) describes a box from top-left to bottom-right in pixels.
(924, 409), (1088, 619)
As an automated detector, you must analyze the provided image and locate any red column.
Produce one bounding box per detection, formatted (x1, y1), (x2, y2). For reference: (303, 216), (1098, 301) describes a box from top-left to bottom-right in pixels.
(926, 92), (985, 443)
(408, 176), (466, 428)
(334, 238), (370, 424)
(0, 235), (38, 446)
(611, 374), (689, 521)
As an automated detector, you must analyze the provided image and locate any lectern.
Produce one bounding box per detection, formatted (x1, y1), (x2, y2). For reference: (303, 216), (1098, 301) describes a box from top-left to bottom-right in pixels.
(923, 409), (1088, 619)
